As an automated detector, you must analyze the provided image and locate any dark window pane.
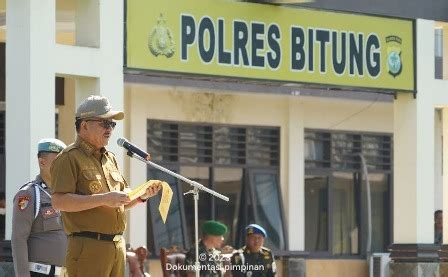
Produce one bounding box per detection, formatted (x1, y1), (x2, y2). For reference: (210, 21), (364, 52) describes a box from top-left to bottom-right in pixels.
(305, 175), (328, 251)
(361, 173), (390, 253)
(250, 171), (285, 250)
(234, 182), (255, 248)
(332, 172), (359, 255)
(0, 112), (4, 154)
(147, 169), (185, 252)
(55, 113), (59, 139)
(213, 168), (243, 244)
(180, 166), (210, 245)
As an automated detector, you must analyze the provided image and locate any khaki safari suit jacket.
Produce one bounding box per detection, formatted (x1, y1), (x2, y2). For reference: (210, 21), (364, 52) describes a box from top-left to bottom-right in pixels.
(50, 137), (129, 235)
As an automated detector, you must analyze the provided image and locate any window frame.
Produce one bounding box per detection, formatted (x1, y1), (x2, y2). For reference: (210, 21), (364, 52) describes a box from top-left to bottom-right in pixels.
(248, 167), (288, 251)
(146, 120), (285, 256)
(304, 129), (393, 259)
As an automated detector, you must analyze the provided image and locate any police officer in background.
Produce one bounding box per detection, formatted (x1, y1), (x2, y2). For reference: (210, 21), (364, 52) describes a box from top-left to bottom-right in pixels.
(185, 220), (228, 277)
(231, 224), (276, 277)
(12, 139), (67, 277)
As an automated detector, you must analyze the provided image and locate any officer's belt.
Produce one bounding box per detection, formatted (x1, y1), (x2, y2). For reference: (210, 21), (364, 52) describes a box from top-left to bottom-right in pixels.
(72, 231), (123, 242)
(29, 262), (62, 275)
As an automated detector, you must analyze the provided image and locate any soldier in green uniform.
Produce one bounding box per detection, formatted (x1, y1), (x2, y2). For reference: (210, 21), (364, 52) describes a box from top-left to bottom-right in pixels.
(185, 220), (227, 277)
(51, 95), (163, 277)
(231, 224), (276, 277)
(12, 138), (67, 277)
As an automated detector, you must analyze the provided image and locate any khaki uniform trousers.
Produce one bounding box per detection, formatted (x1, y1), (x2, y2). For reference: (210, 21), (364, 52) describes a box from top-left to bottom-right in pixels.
(65, 235), (126, 277)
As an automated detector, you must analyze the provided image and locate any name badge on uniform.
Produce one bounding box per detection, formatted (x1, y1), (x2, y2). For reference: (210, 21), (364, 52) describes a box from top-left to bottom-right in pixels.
(29, 263), (51, 274)
(41, 207), (58, 219)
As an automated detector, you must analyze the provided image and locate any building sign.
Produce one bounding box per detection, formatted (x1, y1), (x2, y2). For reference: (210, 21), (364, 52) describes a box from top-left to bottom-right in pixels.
(126, 0), (415, 91)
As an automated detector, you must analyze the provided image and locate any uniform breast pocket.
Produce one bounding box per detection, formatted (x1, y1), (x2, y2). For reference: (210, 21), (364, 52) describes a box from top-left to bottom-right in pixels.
(41, 207), (62, 231)
(110, 171), (125, 190)
(81, 170), (104, 194)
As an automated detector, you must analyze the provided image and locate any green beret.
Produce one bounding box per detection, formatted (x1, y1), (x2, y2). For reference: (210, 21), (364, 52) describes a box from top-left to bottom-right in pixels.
(202, 220), (228, 236)
(38, 138), (66, 153)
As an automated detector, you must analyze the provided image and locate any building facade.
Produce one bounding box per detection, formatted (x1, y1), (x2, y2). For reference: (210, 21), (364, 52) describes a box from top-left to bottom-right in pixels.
(3, 0), (448, 276)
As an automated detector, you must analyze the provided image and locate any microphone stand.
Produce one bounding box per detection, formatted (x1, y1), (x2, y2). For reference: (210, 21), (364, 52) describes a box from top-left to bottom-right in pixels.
(126, 151), (229, 277)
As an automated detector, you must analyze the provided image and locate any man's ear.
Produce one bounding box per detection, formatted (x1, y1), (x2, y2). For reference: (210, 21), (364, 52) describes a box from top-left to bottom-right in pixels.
(81, 120), (89, 131)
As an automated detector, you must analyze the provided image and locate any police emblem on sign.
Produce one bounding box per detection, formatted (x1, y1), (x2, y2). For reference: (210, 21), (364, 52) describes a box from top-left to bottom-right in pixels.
(386, 35), (403, 78)
(148, 14), (175, 58)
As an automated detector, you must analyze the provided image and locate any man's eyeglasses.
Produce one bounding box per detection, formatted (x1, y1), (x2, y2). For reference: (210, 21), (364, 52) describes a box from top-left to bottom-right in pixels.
(85, 119), (117, 129)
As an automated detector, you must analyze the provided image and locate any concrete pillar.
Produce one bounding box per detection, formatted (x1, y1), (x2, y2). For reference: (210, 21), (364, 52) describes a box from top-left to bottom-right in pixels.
(390, 19), (438, 277)
(5, 0), (56, 239)
(5, 0), (125, 242)
(288, 98), (305, 250)
(393, 92), (435, 245)
(75, 0), (100, 48)
(443, 108), (448, 244)
(443, 24), (448, 80)
(435, 110), (443, 211)
(128, 86), (148, 248)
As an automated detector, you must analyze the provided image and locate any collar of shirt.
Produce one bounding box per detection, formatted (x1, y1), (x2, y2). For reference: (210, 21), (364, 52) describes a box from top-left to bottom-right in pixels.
(243, 246), (263, 255)
(76, 136), (107, 158)
(34, 174), (47, 189)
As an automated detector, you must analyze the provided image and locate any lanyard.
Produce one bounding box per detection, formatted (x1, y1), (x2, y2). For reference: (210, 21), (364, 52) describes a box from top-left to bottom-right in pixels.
(33, 182), (52, 219)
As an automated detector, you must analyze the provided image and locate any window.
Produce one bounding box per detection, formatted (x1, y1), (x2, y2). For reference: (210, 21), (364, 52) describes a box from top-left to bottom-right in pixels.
(305, 129), (392, 257)
(146, 121), (285, 255)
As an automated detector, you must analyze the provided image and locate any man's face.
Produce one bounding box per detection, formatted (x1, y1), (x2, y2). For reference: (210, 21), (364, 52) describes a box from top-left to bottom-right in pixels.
(246, 234), (264, 252)
(81, 118), (116, 149)
(39, 152), (59, 176)
(209, 235), (224, 249)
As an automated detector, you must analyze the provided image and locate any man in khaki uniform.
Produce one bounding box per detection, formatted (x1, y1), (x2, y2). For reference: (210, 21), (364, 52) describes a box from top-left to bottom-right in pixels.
(12, 138), (67, 277)
(51, 95), (163, 277)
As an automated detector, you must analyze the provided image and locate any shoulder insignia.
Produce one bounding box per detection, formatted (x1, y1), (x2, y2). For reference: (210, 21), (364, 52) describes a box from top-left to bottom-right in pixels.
(234, 254), (241, 264)
(64, 144), (77, 152)
(18, 181), (34, 191)
(17, 195), (31, 211)
(261, 246), (271, 253)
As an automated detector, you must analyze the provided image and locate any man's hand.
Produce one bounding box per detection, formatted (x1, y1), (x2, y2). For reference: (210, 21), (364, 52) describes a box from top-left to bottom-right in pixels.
(140, 180), (163, 200)
(103, 191), (131, 207)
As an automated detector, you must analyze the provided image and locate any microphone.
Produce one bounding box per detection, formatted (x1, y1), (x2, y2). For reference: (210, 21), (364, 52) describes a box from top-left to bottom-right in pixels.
(117, 138), (150, 160)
